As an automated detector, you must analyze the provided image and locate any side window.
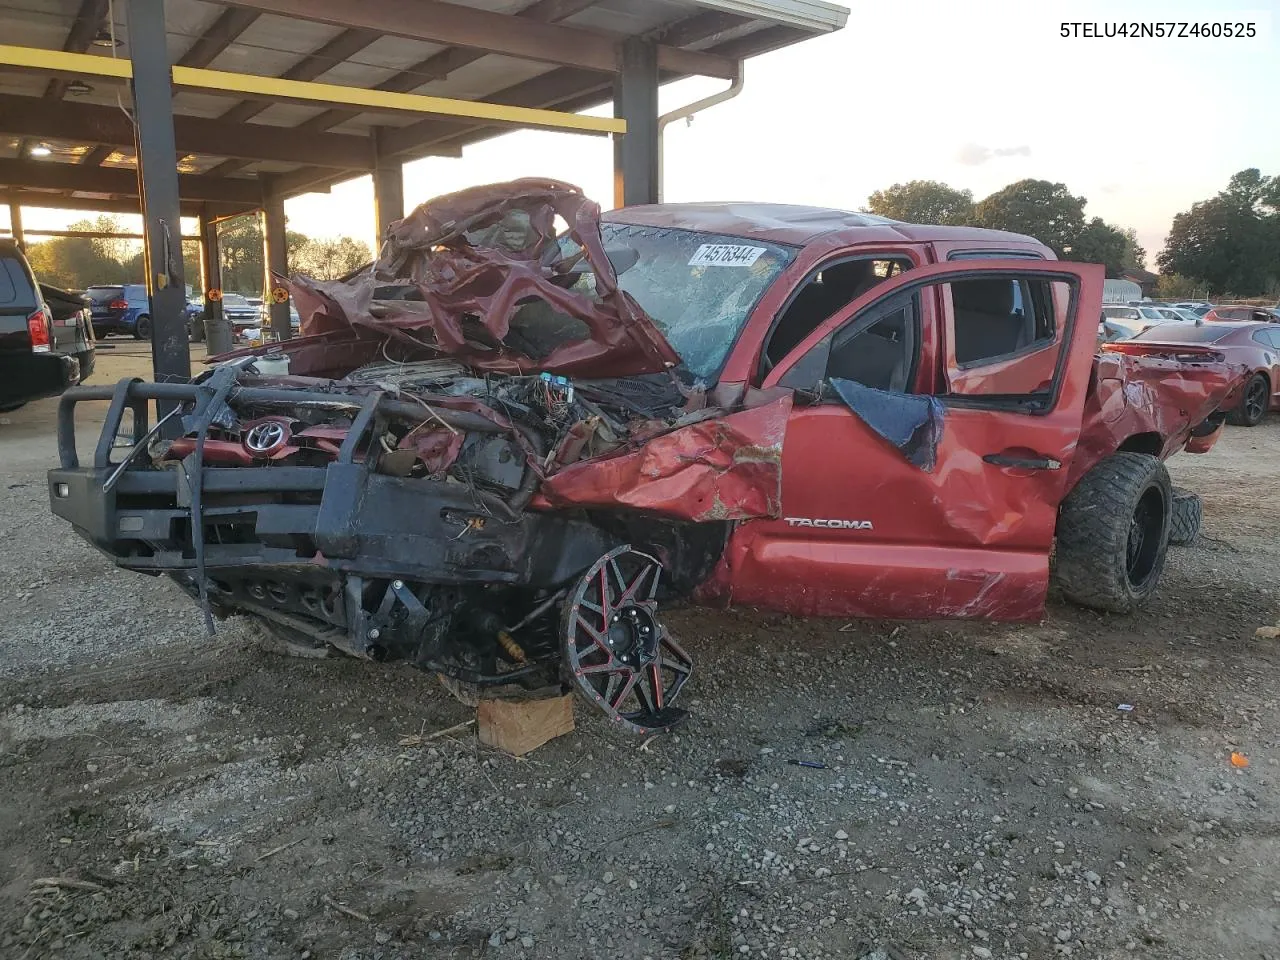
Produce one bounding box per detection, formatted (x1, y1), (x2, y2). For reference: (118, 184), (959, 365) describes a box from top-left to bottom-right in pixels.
(950, 278), (1054, 365)
(945, 278), (1067, 398)
(763, 257), (910, 369)
(774, 294), (919, 395)
(824, 299), (916, 393)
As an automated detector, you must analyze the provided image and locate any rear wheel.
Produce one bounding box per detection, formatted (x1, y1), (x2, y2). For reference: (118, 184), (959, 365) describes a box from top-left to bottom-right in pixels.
(1228, 372), (1269, 427)
(1054, 452), (1172, 614)
(133, 315), (152, 340)
(1169, 487), (1202, 546)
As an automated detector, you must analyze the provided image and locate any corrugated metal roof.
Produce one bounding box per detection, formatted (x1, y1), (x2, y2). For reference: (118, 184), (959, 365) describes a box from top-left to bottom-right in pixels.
(0, 0), (848, 208)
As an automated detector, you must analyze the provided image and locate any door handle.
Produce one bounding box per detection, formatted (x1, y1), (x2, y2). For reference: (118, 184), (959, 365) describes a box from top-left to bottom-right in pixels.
(983, 453), (1061, 470)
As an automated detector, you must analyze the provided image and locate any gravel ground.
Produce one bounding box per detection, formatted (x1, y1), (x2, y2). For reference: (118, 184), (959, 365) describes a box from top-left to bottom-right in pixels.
(1, 344), (1277, 960)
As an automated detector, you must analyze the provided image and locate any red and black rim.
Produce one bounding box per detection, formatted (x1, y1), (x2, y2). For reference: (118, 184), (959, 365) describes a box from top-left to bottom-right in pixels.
(561, 546), (692, 734)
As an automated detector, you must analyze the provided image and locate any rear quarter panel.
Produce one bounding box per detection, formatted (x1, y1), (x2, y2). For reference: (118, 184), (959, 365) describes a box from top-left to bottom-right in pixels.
(1074, 346), (1249, 487)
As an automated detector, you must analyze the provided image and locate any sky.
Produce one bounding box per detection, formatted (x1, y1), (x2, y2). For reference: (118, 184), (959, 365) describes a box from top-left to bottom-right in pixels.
(18, 0), (1279, 270)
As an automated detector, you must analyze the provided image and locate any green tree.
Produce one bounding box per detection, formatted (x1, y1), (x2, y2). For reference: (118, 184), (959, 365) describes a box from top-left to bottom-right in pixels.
(973, 179), (1086, 257)
(24, 216), (137, 290)
(1069, 217), (1129, 277)
(292, 236), (374, 280)
(1119, 227), (1147, 272)
(122, 241), (202, 293)
(1157, 169), (1280, 296)
(863, 180), (974, 225)
(216, 214), (308, 295)
(1154, 274), (1208, 299)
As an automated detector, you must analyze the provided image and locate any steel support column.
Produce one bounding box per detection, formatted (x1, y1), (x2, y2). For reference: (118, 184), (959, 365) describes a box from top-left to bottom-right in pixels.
(261, 181), (291, 341)
(7, 199), (24, 249)
(372, 129), (405, 244)
(613, 38), (659, 208)
(127, 0), (191, 392)
(199, 205), (232, 355)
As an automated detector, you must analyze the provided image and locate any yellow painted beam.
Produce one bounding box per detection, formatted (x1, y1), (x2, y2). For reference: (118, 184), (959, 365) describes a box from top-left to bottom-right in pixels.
(170, 65), (625, 135)
(0, 45), (625, 136)
(0, 44), (132, 79)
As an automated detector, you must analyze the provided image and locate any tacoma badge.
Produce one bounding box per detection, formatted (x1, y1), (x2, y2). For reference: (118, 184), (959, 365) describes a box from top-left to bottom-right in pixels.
(784, 518), (874, 530)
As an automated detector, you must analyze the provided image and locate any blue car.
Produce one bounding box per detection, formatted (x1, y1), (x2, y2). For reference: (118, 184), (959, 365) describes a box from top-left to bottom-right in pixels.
(85, 283), (151, 339)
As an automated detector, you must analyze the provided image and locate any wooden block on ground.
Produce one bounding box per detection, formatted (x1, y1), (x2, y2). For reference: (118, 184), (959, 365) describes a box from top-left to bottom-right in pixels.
(477, 694), (575, 756)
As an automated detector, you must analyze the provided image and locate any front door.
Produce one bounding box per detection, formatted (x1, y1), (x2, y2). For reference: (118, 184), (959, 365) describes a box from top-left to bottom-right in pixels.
(719, 260), (1104, 621)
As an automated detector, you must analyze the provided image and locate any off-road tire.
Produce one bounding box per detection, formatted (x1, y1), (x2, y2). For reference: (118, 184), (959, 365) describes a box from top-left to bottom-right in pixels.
(1169, 487), (1202, 546)
(1054, 451), (1171, 614)
(1227, 372), (1269, 427)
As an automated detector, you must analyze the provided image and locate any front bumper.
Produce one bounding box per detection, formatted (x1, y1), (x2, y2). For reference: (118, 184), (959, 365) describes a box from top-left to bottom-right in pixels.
(48, 379), (613, 587)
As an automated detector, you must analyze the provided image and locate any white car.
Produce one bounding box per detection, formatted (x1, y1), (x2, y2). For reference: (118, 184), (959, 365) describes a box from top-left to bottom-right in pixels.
(1100, 304), (1172, 339)
(1152, 306), (1203, 324)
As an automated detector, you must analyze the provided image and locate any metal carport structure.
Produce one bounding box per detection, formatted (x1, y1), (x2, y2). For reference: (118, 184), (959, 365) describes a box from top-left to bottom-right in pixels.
(0, 0), (847, 384)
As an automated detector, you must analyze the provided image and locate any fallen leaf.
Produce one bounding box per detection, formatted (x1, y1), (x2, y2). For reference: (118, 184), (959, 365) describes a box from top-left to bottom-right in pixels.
(1230, 752), (1249, 768)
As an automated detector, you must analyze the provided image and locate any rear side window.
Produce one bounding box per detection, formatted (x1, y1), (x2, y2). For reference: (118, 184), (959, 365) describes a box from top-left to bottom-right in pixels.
(951, 278), (1055, 366)
(0, 255), (37, 307)
(947, 250), (1046, 261)
(1253, 328), (1280, 348)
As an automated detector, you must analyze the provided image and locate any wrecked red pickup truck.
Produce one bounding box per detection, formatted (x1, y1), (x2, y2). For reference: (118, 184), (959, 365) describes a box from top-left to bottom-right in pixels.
(48, 180), (1245, 734)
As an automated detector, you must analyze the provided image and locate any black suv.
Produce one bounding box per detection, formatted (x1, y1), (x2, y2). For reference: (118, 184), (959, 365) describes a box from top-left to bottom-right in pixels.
(1, 240), (96, 411)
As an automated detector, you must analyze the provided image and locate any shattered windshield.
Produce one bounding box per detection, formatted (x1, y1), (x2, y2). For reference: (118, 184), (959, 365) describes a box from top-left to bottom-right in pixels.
(558, 224), (796, 381)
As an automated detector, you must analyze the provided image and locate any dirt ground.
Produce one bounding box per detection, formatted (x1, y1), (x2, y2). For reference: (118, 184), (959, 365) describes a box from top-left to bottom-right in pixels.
(1, 341), (1277, 960)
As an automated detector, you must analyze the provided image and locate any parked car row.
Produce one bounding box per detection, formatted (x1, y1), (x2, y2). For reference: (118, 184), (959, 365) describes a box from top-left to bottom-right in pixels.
(1, 239), (95, 411)
(82, 287), (305, 345)
(1100, 299), (1280, 343)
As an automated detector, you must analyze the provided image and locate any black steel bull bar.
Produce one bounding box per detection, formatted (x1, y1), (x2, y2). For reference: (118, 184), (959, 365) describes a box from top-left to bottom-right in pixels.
(56, 378), (510, 471)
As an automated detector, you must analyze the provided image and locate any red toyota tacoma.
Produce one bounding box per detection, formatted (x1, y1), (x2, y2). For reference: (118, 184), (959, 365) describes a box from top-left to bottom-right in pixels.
(48, 180), (1244, 733)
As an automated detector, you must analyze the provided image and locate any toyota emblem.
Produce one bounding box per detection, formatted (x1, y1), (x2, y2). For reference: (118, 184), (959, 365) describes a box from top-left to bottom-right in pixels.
(244, 420), (288, 455)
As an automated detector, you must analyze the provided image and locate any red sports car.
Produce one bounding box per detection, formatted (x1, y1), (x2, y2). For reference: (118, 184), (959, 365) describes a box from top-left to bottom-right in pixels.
(1203, 305), (1280, 324)
(1124, 320), (1279, 426)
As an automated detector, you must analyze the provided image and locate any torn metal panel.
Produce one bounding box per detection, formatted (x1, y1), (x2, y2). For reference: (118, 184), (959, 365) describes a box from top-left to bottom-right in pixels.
(538, 396), (792, 522)
(1074, 346), (1248, 485)
(827, 377), (944, 471)
(284, 178), (682, 378)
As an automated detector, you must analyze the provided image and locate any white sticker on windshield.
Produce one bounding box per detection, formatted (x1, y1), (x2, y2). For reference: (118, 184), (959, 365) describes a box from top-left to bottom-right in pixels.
(688, 244), (767, 267)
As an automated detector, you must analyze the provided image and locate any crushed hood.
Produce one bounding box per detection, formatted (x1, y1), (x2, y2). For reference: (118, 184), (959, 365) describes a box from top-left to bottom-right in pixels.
(284, 178), (682, 378)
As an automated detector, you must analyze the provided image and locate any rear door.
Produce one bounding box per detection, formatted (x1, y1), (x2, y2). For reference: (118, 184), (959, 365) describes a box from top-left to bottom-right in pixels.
(720, 260), (1104, 621)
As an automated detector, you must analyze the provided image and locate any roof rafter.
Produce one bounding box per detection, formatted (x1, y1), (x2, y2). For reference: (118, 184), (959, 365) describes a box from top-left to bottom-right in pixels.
(0, 158), (261, 204)
(0, 94), (374, 169)
(215, 0), (738, 79)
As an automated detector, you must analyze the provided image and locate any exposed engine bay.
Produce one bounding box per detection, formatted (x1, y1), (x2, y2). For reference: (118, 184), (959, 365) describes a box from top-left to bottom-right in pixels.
(139, 357), (730, 733)
(60, 180), (788, 734)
